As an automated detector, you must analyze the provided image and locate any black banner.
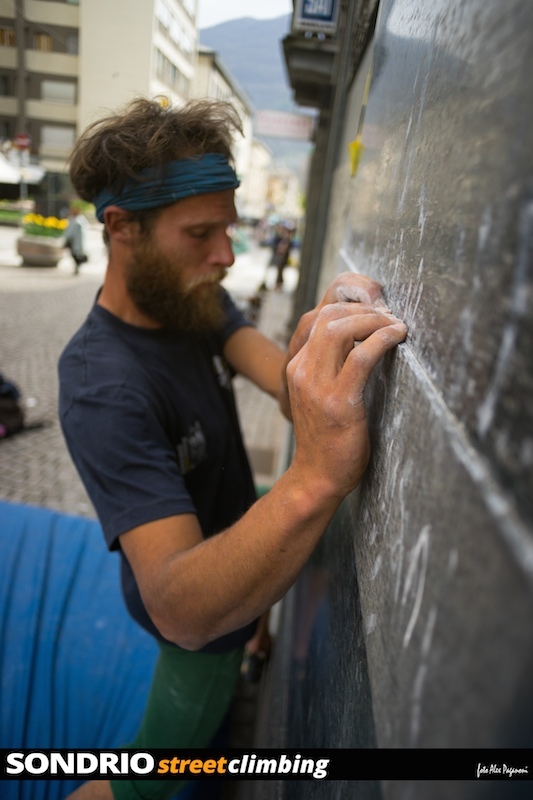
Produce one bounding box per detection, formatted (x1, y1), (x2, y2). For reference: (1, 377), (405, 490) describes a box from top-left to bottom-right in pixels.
(1, 749), (532, 781)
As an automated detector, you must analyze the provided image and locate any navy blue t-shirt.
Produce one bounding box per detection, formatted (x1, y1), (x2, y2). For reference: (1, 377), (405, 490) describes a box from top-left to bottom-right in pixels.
(58, 289), (258, 653)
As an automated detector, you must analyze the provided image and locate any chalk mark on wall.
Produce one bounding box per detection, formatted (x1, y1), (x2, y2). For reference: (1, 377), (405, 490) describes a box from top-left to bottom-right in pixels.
(410, 604), (438, 744)
(399, 341), (533, 582)
(401, 524), (431, 649)
(476, 199), (532, 438)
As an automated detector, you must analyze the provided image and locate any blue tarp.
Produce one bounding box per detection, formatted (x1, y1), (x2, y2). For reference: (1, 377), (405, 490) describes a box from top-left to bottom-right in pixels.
(0, 500), (159, 799)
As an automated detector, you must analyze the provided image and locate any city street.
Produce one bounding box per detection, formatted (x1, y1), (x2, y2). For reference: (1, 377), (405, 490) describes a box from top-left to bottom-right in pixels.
(0, 221), (296, 517)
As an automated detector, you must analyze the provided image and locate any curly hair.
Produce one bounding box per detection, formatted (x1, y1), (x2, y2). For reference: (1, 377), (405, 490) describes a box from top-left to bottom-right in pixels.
(68, 96), (243, 203)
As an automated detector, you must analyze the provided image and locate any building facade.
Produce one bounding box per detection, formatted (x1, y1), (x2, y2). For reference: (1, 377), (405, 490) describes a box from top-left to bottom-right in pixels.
(0, 0), (197, 209)
(191, 45), (256, 220)
(0, 2), (301, 225)
(237, 138), (272, 223)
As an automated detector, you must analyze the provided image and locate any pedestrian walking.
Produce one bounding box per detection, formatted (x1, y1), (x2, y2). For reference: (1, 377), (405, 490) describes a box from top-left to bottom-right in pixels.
(64, 202), (89, 275)
(271, 223), (293, 290)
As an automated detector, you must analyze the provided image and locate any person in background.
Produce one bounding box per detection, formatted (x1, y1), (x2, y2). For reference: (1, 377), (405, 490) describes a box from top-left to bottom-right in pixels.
(58, 97), (407, 800)
(271, 223), (293, 290)
(64, 202), (89, 275)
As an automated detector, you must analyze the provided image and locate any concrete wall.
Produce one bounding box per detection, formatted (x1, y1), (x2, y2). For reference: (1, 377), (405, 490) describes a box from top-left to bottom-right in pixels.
(258, 0), (533, 794)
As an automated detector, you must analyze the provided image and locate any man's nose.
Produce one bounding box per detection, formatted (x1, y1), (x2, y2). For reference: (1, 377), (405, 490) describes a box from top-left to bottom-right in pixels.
(211, 229), (235, 268)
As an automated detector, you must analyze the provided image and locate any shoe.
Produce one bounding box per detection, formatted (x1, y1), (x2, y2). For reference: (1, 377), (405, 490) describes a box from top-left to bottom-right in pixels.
(240, 650), (268, 684)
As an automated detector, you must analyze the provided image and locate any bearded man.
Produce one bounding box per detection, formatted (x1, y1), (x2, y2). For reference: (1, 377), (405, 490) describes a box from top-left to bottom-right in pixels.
(58, 97), (406, 800)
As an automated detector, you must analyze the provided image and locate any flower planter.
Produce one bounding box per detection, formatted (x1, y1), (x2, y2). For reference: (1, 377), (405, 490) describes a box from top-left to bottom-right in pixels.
(17, 234), (65, 267)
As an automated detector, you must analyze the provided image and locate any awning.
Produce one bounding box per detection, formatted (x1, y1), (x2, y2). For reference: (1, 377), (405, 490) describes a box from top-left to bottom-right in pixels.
(0, 153), (21, 184)
(20, 163), (46, 184)
(0, 152), (46, 185)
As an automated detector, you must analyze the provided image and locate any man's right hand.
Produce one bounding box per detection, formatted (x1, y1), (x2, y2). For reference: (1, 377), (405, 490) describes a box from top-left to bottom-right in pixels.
(286, 300), (407, 503)
(278, 271), (394, 420)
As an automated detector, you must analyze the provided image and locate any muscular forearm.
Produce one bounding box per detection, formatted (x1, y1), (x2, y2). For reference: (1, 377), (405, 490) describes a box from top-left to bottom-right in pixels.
(146, 464), (342, 650)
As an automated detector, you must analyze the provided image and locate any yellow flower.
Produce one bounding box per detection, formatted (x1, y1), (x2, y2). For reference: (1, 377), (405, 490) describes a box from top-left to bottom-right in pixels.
(22, 213), (67, 237)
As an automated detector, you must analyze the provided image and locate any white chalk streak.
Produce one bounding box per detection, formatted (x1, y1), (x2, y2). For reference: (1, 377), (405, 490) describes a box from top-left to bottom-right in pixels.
(400, 342), (533, 584)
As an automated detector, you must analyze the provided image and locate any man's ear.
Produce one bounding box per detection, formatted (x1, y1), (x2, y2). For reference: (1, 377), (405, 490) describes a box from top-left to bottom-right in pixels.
(104, 206), (137, 243)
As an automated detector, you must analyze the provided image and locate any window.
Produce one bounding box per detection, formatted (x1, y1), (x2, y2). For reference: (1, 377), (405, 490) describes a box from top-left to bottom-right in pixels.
(41, 125), (75, 150)
(66, 33), (78, 54)
(154, 48), (189, 96)
(155, 48), (166, 79)
(156, 0), (195, 56)
(182, 0), (195, 18)
(41, 80), (76, 104)
(0, 75), (11, 96)
(34, 33), (52, 51)
(169, 19), (194, 54)
(156, 0), (171, 28)
(0, 27), (16, 47)
(0, 120), (12, 139)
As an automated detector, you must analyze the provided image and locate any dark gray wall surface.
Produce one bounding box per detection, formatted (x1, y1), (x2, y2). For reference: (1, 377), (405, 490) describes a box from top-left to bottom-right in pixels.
(340, 0), (533, 750)
(258, 0), (533, 794)
(348, 0), (533, 526)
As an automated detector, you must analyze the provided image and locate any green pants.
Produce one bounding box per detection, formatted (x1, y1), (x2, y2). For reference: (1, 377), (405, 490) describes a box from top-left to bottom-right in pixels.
(111, 642), (244, 800)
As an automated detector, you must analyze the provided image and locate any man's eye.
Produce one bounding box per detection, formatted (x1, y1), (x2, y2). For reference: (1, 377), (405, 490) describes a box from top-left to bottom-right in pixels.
(189, 228), (209, 239)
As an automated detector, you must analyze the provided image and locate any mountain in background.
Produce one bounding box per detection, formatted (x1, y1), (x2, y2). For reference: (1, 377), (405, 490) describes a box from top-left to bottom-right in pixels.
(199, 15), (313, 176)
(200, 15), (293, 112)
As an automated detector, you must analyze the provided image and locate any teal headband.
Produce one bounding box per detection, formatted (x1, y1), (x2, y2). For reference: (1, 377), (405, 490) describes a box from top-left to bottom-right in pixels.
(93, 153), (240, 223)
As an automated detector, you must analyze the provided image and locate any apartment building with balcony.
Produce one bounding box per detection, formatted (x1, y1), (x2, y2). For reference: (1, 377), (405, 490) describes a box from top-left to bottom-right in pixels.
(0, 0), (198, 210)
(190, 46), (258, 221)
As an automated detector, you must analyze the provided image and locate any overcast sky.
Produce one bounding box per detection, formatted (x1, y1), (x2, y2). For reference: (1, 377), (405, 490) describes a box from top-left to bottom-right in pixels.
(197, 0), (293, 29)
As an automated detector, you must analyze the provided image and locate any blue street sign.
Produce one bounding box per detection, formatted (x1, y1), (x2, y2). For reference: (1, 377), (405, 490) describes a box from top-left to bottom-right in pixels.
(293, 0), (340, 34)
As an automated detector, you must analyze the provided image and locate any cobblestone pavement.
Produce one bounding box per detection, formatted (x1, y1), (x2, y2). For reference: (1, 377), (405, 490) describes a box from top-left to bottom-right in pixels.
(0, 223), (296, 516)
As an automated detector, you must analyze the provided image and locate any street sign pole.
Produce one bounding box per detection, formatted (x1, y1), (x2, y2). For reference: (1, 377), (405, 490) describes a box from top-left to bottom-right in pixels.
(13, 132), (31, 204)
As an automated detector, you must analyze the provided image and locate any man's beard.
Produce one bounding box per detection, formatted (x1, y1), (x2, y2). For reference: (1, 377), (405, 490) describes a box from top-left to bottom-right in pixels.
(125, 234), (226, 332)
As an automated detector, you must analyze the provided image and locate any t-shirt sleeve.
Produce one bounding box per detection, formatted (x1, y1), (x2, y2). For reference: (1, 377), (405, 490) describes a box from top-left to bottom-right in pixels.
(60, 382), (196, 551)
(219, 287), (253, 342)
